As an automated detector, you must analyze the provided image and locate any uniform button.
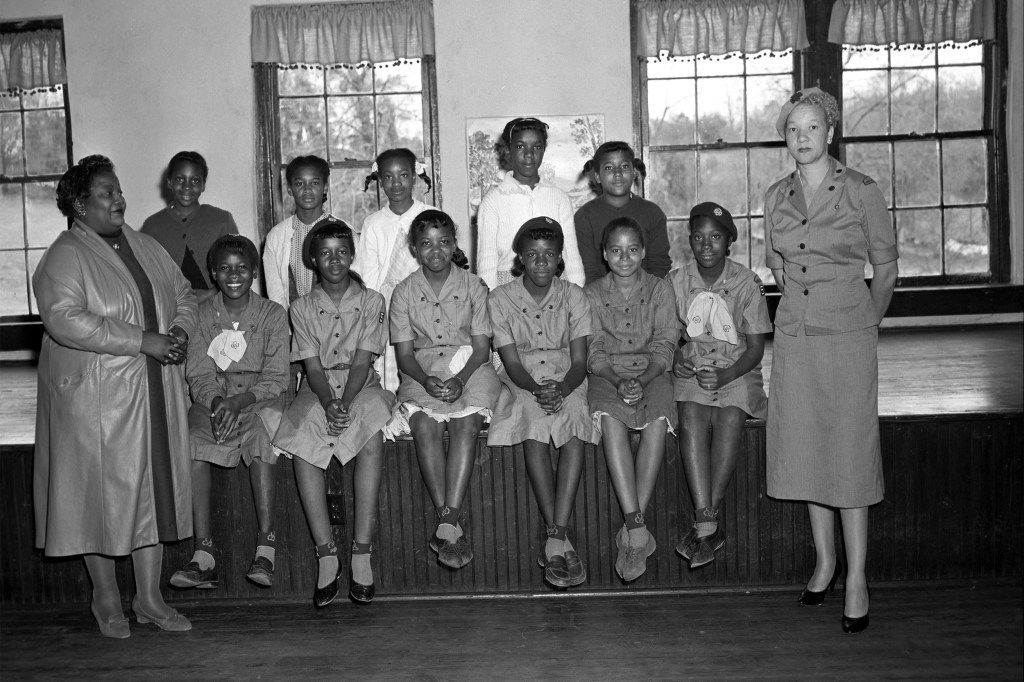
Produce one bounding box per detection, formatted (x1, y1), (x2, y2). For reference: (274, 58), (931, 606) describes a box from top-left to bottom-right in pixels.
(626, 323), (631, 327)
(537, 331), (543, 335)
(801, 219), (807, 225)
(437, 335), (442, 339)
(828, 185), (835, 191)
(435, 319), (441, 323)
(632, 361), (638, 366)
(788, 190), (794, 196)
(434, 303), (439, 307)
(333, 350), (339, 353)
(799, 243), (805, 249)
(835, 204), (840, 210)
(625, 308), (630, 313)
(536, 315), (540, 319)
(540, 360), (545, 364)
(801, 266), (807, 273)
(627, 339), (633, 344)
(334, 315), (339, 319)
(712, 361), (718, 365)
(454, 295), (459, 300)
(439, 351), (444, 356)
(328, 442), (334, 447)
(803, 289), (809, 296)
(335, 333), (340, 337)
(237, 383), (243, 388)
(711, 397), (717, 402)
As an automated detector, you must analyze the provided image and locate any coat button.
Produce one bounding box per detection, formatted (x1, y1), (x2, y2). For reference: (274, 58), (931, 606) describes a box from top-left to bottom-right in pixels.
(435, 319), (441, 323)
(803, 289), (809, 296)
(437, 335), (442, 339)
(799, 243), (805, 249)
(540, 360), (545, 364)
(335, 333), (340, 337)
(801, 266), (807, 273)
(801, 219), (807, 225)
(828, 186), (835, 191)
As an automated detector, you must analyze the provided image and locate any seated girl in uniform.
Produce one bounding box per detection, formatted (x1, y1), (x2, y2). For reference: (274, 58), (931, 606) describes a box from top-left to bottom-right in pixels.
(487, 217), (595, 589)
(584, 217), (679, 582)
(172, 235), (289, 590)
(273, 220), (395, 607)
(670, 202), (770, 569)
(389, 209), (501, 569)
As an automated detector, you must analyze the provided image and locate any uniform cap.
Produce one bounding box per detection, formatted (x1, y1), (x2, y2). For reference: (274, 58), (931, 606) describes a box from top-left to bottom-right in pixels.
(689, 202), (737, 241)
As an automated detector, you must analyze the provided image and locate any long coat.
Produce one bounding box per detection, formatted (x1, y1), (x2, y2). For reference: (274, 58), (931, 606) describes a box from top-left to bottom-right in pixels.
(33, 221), (198, 557)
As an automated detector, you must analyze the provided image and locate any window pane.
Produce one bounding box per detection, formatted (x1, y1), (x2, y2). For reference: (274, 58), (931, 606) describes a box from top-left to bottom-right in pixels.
(648, 79), (695, 146)
(326, 66), (372, 95)
(731, 217), (750, 269)
(0, 184), (24, 247)
(27, 248), (45, 315)
(24, 110), (67, 175)
(23, 88), (63, 109)
(279, 97), (326, 163)
(327, 96), (376, 161)
(894, 140), (939, 207)
(648, 150), (695, 218)
(331, 168), (386, 236)
(376, 93), (424, 155)
(843, 70), (888, 136)
(895, 208), (942, 276)
(667, 218), (690, 270)
(1, 111), (25, 176)
(745, 51), (792, 76)
(939, 65), (983, 131)
(890, 45), (935, 68)
(944, 207), (988, 275)
(376, 61), (422, 92)
(942, 138), (987, 205)
(26, 181), (64, 248)
(647, 58), (695, 78)
(747, 74), (791, 141)
(696, 76), (744, 143)
(696, 55), (743, 77)
(0, 94), (18, 111)
(938, 42), (983, 65)
(0, 250), (29, 316)
(891, 68), (935, 135)
(749, 147), (791, 214)
(698, 149), (746, 212)
(750, 216), (772, 283)
(843, 47), (888, 70)
(278, 68), (324, 96)
(845, 142), (892, 205)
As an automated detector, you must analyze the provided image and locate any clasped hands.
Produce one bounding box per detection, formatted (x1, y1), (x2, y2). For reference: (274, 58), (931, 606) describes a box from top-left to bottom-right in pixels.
(532, 379), (567, 414)
(423, 375), (464, 404)
(209, 395), (247, 443)
(141, 325), (189, 366)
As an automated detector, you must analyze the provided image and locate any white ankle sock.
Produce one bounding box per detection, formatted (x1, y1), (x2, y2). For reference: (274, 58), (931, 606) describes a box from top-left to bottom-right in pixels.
(317, 555), (339, 589)
(255, 545), (275, 565)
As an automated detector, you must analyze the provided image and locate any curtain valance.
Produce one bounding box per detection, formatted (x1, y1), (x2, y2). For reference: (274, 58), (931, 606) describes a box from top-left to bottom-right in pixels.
(828, 0), (996, 46)
(0, 29), (66, 95)
(251, 1), (434, 66)
(635, 0), (810, 58)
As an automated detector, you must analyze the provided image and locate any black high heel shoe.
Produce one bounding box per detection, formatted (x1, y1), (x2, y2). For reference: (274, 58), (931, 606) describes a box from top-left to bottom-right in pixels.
(842, 585), (870, 634)
(797, 562), (843, 607)
(313, 542), (341, 608)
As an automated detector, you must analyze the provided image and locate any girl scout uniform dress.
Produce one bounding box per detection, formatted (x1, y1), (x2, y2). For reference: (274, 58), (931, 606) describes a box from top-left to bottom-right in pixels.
(585, 270), (679, 433)
(274, 284), (396, 467)
(486, 276), (596, 448)
(187, 292), (289, 465)
(670, 259), (771, 418)
(388, 266), (502, 426)
(763, 156), (899, 508)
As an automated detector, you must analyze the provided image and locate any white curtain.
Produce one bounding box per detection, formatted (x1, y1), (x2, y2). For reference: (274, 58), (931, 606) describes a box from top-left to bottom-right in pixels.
(0, 29), (66, 94)
(251, 1), (434, 65)
(635, 0), (810, 58)
(828, 0), (996, 46)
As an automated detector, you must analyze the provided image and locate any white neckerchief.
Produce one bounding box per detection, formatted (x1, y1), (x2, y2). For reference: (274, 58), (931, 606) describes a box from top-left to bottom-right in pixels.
(685, 291), (738, 345)
(207, 322), (247, 370)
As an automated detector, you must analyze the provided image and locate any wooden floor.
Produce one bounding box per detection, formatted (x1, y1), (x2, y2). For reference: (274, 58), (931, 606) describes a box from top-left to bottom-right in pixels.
(1, 325), (1021, 447)
(1, 581), (1020, 680)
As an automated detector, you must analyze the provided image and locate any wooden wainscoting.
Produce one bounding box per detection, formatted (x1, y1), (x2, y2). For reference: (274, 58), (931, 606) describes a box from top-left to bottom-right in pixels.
(1, 414), (1021, 604)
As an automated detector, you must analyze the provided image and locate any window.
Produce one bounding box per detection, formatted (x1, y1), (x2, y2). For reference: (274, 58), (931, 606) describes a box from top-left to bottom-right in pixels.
(273, 59), (439, 228)
(842, 43), (992, 282)
(632, 1), (1008, 288)
(0, 22), (70, 318)
(641, 51), (795, 281)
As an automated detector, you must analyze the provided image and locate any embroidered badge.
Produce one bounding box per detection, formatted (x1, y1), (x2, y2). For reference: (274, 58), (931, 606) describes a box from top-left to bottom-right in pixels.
(863, 177), (876, 185)
(753, 274), (766, 297)
(714, 207), (723, 216)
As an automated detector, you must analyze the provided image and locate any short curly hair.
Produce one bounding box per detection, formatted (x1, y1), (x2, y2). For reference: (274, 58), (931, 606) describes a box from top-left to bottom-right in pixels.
(55, 155), (115, 219)
(167, 150), (209, 181)
(798, 91), (840, 129)
(206, 234), (259, 275)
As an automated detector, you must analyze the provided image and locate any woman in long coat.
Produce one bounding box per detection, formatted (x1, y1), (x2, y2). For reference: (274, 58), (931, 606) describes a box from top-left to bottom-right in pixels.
(34, 155), (198, 638)
(764, 89), (898, 634)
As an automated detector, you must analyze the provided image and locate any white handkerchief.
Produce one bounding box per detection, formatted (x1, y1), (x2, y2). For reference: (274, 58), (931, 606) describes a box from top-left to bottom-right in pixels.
(448, 345), (474, 374)
(207, 329), (247, 370)
(685, 291), (738, 345)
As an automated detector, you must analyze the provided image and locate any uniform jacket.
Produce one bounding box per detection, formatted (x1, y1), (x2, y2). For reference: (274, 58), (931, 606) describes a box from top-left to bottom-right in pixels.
(764, 156), (898, 335)
(33, 222), (198, 556)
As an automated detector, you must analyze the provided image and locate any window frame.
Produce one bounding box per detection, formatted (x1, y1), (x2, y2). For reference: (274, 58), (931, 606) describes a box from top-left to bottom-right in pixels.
(268, 56), (441, 227)
(630, 0), (1013, 310)
(0, 18), (73, 326)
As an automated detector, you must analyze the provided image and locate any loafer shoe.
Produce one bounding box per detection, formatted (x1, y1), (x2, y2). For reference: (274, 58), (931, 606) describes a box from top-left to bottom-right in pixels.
(246, 556), (274, 587)
(169, 561), (218, 589)
(540, 553), (572, 589)
(131, 599), (191, 632)
(453, 534), (474, 567)
(564, 549), (587, 586)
